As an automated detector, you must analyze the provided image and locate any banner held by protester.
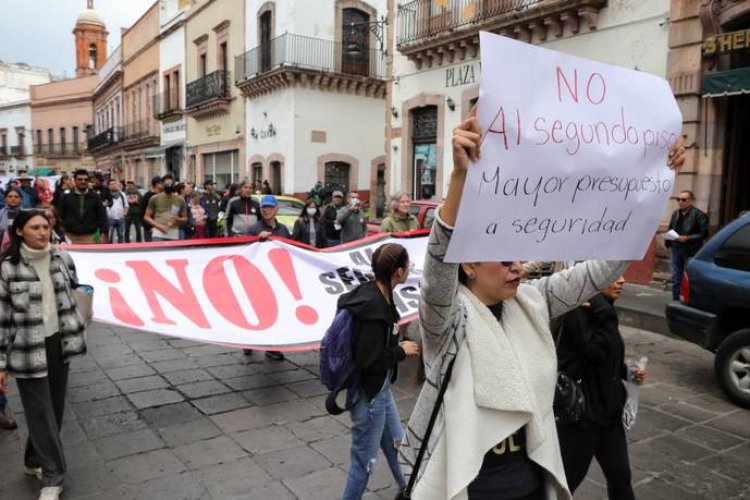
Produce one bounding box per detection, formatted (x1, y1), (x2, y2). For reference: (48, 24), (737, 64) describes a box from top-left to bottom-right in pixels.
(445, 32), (683, 263)
(66, 233), (428, 351)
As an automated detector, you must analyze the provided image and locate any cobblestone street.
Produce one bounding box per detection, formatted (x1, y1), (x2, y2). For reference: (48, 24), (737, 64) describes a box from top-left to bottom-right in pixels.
(1, 323), (748, 499)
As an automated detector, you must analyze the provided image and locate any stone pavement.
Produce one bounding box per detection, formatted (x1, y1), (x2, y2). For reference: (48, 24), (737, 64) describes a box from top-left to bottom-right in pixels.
(1, 322), (748, 500)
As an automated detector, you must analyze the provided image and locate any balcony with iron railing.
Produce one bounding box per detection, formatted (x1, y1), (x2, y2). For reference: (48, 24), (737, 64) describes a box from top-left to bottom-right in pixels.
(396, 0), (606, 68)
(0, 146), (8, 158)
(120, 119), (159, 150)
(153, 89), (183, 122)
(10, 145), (25, 158)
(36, 143), (87, 159)
(185, 70), (231, 119)
(235, 33), (386, 99)
(88, 127), (122, 153)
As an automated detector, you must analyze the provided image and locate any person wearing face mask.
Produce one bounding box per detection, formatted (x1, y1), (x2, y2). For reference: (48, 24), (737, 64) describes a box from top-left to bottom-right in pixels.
(397, 109), (686, 500)
(143, 175), (187, 242)
(292, 199), (325, 248)
(337, 191), (367, 244)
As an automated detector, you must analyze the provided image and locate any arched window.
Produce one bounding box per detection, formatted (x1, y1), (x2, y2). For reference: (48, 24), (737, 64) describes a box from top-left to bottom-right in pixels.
(89, 44), (98, 69)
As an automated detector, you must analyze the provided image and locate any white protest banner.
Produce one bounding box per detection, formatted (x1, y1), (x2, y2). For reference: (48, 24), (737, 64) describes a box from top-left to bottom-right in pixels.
(445, 32), (683, 263)
(67, 233), (428, 351)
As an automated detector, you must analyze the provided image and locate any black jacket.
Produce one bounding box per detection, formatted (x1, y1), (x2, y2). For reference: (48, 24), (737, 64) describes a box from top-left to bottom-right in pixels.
(322, 203), (342, 241)
(57, 189), (107, 235)
(557, 294), (627, 427)
(291, 216), (325, 248)
(337, 281), (406, 400)
(226, 196), (260, 236)
(666, 206), (709, 254)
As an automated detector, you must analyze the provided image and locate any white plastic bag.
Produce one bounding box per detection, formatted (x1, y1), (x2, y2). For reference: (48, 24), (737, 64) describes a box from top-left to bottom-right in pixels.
(622, 356), (648, 431)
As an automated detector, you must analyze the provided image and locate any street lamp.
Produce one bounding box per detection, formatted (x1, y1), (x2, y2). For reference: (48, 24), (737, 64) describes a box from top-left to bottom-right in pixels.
(345, 16), (387, 57)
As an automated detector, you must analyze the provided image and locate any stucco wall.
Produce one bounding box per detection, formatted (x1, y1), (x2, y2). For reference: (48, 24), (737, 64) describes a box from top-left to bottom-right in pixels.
(0, 63), (51, 104)
(0, 101), (34, 172)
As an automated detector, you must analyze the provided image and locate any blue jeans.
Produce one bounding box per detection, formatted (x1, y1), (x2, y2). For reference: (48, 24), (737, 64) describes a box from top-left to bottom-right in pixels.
(0, 392), (6, 412)
(342, 379), (406, 500)
(108, 219), (125, 243)
(326, 238), (341, 248)
(670, 245), (693, 301)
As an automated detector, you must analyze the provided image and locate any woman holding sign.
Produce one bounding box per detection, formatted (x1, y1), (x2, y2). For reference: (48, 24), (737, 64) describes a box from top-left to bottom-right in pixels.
(0, 210), (87, 500)
(398, 110), (684, 499)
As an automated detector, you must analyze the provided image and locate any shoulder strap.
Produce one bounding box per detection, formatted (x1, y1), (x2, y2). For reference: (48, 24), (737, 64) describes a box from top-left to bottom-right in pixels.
(402, 355), (456, 498)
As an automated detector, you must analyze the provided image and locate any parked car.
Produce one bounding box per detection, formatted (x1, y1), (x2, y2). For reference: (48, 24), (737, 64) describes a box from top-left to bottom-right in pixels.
(251, 194), (305, 232)
(665, 212), (750, 408)
(367, 199), (438, 235)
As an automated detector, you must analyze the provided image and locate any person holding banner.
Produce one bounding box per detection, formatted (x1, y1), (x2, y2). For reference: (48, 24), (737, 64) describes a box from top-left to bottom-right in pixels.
(398, 111), (685, 500)
(340, 243), (420, 500)
(379, 192), (419, 234)
(292, 199), (325, 248)
(0, 210), (87, 500)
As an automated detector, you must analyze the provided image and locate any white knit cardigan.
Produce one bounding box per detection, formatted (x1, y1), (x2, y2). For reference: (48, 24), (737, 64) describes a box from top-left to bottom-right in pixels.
(399, 211), (628, 500)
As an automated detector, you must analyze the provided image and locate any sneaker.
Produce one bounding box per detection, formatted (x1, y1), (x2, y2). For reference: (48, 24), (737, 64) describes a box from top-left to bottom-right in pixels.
(242, 349), (253, 356)
(24, 466), (43, 480)
(265, 350), (285, 361)
(0, 412), (17, 430)
(39, 486), (63, 500)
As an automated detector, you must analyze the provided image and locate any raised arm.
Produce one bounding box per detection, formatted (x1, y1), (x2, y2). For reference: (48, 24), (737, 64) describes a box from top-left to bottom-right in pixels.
(532, 260), (629, 320)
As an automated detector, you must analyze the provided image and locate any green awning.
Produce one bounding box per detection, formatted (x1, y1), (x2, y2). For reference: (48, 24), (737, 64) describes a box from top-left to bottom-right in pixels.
(29, 168), (56, 176)
(703, 67), (750, 97)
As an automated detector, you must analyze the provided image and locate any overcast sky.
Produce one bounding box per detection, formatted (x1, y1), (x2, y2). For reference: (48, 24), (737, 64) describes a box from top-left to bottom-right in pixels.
(1, 0), (157, 78)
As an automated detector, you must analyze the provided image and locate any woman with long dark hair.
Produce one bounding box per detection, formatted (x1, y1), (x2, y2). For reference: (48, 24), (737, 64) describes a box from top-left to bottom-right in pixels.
(340, 243), (420, 499)
(398, 110), (685, 499)
(292, 198), (325, 248)
(0, 210), (87, 500)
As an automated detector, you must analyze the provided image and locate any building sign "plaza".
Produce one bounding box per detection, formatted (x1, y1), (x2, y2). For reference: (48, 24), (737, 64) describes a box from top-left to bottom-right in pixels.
(703, 28), (750, 55)
(445, 62), (479, 88)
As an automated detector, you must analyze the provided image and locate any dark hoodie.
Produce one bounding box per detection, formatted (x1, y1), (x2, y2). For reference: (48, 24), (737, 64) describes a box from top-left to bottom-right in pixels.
(557, 293), (628, 427)
(337, 281), (406, 400)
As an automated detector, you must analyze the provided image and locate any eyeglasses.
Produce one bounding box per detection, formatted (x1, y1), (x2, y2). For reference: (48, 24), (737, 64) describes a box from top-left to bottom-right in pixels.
(75, 177), (89, 182)
(500, 261), (513, 267)
(677, 198), (690, 202)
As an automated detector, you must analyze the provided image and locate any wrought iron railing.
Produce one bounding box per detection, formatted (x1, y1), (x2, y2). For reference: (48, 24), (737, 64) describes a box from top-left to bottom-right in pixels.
(10, 146), (24, 157)
(122, 119), (159, 143)
(186, 70), (230, 109)
(87, 127), (121, 151)
(0, 147), (8, 157)
(153, 89), (182, 119)
(396, 0), (542, 46)
(37, 143), (86, 158)
(235, 33), (386, 83)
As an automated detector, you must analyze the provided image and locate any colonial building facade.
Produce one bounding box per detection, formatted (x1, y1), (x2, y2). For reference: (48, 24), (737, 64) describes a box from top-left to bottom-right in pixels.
(668, 0), (750, 229)
(184, 0), (246, 189)
(88, 46), (123, 176)
(121, 3), (161, 184)
(0, 62), (51, 175)
(235, 0), (387, 204)
(29, 2), (106, 174)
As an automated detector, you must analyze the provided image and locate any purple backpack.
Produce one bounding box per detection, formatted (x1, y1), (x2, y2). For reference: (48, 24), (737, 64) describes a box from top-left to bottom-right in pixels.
(319, 308), (359, 414)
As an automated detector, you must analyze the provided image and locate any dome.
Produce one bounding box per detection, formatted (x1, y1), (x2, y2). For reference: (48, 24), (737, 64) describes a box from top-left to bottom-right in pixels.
(76, 8), (105, 27)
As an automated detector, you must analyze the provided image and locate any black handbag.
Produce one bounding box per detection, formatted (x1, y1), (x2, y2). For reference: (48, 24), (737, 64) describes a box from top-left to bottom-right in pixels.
(553, 323), (586, 425)
(395, 356), (456, 500)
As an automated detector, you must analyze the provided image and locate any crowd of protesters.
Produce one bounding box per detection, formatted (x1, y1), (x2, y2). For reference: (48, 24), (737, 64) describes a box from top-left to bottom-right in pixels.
(0, 169), (417, 249)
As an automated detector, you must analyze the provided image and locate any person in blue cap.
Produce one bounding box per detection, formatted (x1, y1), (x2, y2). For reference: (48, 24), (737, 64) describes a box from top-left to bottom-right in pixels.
(247, 194), (290, 361)
(248, 195), (291, 240)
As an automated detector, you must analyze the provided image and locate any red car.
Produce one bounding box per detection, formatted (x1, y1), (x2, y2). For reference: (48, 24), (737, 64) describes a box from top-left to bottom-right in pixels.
(367, 200), (438, 235)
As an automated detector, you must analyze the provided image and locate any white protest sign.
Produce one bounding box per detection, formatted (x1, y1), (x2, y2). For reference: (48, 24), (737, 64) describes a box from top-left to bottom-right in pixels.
(445, 32), (683, 263)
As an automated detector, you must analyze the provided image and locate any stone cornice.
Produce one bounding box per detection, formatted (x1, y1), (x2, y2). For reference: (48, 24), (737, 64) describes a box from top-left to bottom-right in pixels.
(236, 67), (386, 100)
(397, 0), (606, 69)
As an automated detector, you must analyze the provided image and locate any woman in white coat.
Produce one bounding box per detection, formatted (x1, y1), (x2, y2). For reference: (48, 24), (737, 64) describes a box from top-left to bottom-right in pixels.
(398, 111), (685, 499)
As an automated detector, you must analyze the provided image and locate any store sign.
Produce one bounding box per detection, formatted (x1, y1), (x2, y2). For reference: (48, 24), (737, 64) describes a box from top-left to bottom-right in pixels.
(163, 120), (185, 135)
(704, 28), (750, 55)
(445, 62), (479, 88)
